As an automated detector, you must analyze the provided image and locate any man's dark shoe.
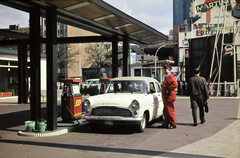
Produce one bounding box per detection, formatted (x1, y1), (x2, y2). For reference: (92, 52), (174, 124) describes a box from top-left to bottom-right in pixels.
(201, 120), (205, 124)
(158, 125), (168, 128)
(168, 126), (176, 129)
(193, 123), (198, 126)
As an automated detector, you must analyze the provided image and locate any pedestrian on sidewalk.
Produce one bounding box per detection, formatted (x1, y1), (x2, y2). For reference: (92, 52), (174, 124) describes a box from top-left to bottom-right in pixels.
(159, 64), (178, 129)
(187, 68), (209, 126)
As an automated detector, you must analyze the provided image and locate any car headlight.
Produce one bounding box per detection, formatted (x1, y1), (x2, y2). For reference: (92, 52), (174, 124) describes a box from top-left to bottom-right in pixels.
(83, 99), (91, 113)
(83, 99), (90, 107)
(131, 100), (139, 109)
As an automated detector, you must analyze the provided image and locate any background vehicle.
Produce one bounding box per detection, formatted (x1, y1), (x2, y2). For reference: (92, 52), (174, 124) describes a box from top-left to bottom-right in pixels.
(80, 79), (101, 96)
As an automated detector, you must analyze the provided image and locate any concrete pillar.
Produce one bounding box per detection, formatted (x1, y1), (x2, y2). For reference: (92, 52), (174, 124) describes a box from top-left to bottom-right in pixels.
(30, 8), (41, 122)
(18, 45), (28, 103)
(46, 6), (58, 131)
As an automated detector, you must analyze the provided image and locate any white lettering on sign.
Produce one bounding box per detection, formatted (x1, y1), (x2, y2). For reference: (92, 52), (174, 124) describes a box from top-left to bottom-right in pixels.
(214, 15), (230, 19)
(193, 23), (227, 36)
(196, 0), (230, 12)
(202, 24), (215, 28)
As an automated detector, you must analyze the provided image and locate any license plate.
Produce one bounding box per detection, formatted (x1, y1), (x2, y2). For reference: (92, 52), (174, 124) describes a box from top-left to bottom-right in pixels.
(104, 121), (114, 126)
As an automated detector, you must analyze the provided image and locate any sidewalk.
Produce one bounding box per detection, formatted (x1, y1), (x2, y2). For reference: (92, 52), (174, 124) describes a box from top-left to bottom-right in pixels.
(153, 97), (240, 158)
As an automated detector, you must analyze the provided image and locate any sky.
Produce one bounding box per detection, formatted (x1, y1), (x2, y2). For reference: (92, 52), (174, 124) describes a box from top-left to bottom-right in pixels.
(0, 0), (173, 35)
(104, 0), (173, 35)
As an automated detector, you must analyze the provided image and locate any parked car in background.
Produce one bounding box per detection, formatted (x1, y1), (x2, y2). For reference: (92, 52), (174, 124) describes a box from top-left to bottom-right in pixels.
(83, 77), (163, 132)
(80, 79), (101, 95)
(85, 79), (100, 85)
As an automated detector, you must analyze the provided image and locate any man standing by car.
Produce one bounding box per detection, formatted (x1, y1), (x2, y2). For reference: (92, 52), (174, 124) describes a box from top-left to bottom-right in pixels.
(187, 68), (209, 126)
(159, 64), (178, 129)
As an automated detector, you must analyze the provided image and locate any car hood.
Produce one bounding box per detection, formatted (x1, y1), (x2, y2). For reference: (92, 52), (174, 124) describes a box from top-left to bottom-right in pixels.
(88, 93), (145, 108)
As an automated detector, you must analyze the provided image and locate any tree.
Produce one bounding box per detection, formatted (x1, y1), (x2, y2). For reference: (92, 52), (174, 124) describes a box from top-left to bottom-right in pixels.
(57, 43), (80, 79)
(84, 42), (112, 77)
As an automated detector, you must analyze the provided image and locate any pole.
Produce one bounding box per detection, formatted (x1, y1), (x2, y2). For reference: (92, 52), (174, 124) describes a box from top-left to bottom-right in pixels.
(176, 55), (191, 80)
(208, 0), (223, 91)
(79, 43), (81, 76)
(217, 3), (227, 96)
(233, 21), (239, 86)
(155, 45), (166, 79)
(154, 42), (178, 79)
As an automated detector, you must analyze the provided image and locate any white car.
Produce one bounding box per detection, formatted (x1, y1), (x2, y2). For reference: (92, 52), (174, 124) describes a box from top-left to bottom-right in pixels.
(83, 77), (164, 132)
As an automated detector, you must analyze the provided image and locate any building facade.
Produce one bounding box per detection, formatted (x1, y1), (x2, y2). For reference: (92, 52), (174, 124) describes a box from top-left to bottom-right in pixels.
(174, 0), (240, 83)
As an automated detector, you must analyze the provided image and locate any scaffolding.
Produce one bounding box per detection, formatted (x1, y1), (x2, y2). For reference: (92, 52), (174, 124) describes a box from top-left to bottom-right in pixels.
(208, 1), (239, 96)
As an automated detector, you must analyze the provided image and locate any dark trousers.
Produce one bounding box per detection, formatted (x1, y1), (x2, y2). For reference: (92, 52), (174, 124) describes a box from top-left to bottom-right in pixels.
(191, 106), (205, 124)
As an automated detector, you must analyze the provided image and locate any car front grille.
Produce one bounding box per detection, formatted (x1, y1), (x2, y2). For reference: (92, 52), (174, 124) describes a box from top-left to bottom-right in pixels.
(91, 107), (132, 117)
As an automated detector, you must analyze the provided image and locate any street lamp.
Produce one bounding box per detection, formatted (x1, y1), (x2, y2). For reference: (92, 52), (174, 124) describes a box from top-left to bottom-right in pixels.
(154, 43), (178, 80)
(155, 45), (166, 79)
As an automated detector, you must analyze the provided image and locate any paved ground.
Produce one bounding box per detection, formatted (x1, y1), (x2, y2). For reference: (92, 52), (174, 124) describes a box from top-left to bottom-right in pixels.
(0, 96), (239, 158)
(154, 97), (240, 158)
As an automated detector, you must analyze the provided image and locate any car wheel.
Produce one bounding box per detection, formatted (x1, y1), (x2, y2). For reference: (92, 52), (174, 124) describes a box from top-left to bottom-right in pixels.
(137, 113), (146, 132)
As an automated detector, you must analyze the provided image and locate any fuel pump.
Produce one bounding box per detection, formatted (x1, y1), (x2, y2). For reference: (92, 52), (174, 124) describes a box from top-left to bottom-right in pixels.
(61, 79), (82, 121)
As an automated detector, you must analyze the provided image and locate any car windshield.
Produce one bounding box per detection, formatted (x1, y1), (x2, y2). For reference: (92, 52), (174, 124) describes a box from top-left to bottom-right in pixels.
(85, 80), (99, 84)
(105, 81), (147, 93)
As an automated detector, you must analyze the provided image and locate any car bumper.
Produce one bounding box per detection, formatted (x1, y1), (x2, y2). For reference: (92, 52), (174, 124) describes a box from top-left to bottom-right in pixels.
(83, 115), (143, 125)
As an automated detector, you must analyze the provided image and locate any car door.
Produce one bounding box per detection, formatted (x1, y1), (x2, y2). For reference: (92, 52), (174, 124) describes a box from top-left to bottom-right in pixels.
(149, 82), (160, 120)
(154, 82), (163, 116)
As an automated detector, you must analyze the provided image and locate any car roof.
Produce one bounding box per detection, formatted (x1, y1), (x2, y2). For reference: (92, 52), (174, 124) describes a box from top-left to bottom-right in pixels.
(86, 79), (99, 81)
(111, 77), (158, 82)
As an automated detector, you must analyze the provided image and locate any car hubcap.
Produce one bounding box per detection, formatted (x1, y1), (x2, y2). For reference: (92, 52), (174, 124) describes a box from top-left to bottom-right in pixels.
(141, 115), (146, 130)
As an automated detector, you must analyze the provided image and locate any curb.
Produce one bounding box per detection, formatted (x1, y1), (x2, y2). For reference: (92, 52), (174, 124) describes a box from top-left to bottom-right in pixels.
(18, 119), (87, 137)
(18, 128), (69, 137)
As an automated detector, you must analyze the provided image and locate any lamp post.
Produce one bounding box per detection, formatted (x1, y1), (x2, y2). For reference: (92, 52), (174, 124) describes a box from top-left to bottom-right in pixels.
(154, 43), (178, 80)
(182, 38), (189, 81)
(155, 45), (166, 79)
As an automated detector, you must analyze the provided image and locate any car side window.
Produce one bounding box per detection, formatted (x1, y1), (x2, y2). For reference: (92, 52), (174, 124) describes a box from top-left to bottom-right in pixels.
(149, 82), (156, 93)
(155, 82), (161, 93)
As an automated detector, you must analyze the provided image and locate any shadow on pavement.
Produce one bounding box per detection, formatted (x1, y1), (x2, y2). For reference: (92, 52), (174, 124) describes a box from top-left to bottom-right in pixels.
(177, 122), (195, 126)
(72, 123), (136, 135)
(0, 105), (61, 131)
(0, 139), (223, 158)
(225, 117), (240, 120)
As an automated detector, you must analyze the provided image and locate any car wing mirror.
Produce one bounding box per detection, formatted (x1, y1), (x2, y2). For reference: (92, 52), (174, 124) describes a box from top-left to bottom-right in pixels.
(150, 89), (156, 93)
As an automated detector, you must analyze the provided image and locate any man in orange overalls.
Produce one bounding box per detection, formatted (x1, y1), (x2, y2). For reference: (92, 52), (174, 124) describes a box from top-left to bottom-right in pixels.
(159, 64), (178, 129)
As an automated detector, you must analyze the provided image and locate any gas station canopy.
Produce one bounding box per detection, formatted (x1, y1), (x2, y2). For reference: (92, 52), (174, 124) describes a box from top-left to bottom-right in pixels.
(0, 0), (168, 44)
(0, 0), (169, 131)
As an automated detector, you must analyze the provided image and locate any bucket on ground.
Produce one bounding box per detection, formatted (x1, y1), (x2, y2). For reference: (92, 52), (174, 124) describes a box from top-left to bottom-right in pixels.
(37, 119), (45, 132)
(25, 121), (35, 132)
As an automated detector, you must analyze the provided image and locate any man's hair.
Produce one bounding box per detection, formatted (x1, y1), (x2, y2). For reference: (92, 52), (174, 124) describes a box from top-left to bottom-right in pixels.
(193, 68), (200, 74)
